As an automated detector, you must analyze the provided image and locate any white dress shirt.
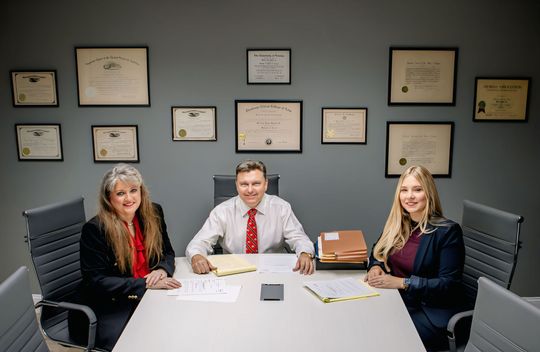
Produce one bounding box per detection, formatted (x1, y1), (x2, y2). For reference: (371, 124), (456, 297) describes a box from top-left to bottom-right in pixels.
(186, 194), (314, 262)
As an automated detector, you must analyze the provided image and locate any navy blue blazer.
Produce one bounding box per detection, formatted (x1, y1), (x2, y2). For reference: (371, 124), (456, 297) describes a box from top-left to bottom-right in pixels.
(69, 203), (175, 350)
(368, 220), (466, 328)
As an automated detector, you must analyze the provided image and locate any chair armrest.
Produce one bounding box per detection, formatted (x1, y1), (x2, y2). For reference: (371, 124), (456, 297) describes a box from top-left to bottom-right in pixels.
(36, 300), (97, 351)
(446, 309), (473, 352)
(524, 297), (540, 309)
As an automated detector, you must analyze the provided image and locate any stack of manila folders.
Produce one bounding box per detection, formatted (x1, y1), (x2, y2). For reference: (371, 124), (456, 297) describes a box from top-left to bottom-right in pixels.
(317, 230), (368, 263)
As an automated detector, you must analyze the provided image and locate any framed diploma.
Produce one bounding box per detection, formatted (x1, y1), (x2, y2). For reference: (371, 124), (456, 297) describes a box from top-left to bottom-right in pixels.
(321, 108), (367, 144)
(11, 71), (58, 107)
(247, 49), (291, 84)
(15, 124), (63, 161)
(388, 47), (458, 105)
(92, 125), (139, 163)
(172, 106), (217, 141)
(473, 77), (530, 122)
(385, 122), (454, 178)
(235, 100), (302, 153)
(76, 47), (150, 106)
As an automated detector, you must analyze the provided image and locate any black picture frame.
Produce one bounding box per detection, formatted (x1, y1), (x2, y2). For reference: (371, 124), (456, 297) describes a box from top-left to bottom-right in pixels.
(235, 100), (302, 153)
(75, 47), (150, 107)
(385, 121), (454, 178)
(388, 47), (458, 105)
(171, 106), (217, 141)
(10, 70), (59, 107)
(15, 123), (63, 161)
(92, 125), (140, 163)
(246, 49), (291, 84)
(473, 77), (531, 122)
(321, 107), (368, 144)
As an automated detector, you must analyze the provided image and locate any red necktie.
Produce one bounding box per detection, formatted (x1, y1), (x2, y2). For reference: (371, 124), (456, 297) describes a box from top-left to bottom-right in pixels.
(246, 208), (258, 253)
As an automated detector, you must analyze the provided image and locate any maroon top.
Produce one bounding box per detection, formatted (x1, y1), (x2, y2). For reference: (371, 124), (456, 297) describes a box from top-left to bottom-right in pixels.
(389, 228), (422, 278)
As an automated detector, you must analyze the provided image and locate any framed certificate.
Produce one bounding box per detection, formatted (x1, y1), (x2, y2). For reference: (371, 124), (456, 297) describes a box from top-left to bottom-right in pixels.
(15, 124), (63, 161)
(235, 100), (302, 153)
(76, 47), (150, 106)
(92, 125), (139, 162)
(385, 122), (454, 178)
(321, 108), (367, 144)
(11, 71), (58, 107)
(247, 49), (291, 84)
(473, 77), (530, 122)
(388, 47), (458, 105)
(172, 106), (217, 141)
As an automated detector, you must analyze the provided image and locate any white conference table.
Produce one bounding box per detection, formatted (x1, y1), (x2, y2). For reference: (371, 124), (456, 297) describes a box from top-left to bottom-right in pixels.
(113, 254), (425, 352)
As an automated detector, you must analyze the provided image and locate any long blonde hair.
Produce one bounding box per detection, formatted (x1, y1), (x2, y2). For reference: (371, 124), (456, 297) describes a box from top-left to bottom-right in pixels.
(97, 164), (163, 274)
(373, 165), (445, 270)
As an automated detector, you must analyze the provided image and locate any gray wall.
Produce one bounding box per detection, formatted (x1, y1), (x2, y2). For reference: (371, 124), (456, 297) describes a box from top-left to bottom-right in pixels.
(1, 0), (539, 295)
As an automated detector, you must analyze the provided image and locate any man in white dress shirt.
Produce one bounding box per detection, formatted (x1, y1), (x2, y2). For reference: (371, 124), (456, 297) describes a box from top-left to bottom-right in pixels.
(186, 160), (315, 275)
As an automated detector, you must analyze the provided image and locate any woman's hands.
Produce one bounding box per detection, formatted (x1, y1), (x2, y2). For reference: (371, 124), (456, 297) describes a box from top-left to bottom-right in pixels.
(145, 268), (182, 290)
(364, 266), (404, 289)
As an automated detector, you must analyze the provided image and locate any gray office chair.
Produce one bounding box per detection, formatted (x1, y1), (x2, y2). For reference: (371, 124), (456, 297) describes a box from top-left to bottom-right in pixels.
(447, 200), (524, 352)
(464, 277), (540, 352)
(23, 197), (99, 351)
(0, 266), (49, 352)
(212, 174), (280, 254)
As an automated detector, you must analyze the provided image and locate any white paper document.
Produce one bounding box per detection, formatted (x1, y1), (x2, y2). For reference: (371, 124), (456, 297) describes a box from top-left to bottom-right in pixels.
(175, 285), (242, 303)
(258, 254), (298, 273)
(304, 277), (377, 301)
(167, 278), (226, 296)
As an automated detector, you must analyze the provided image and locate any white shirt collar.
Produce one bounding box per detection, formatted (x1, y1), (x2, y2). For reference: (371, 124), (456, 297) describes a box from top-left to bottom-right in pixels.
(237, 193), (267, 216)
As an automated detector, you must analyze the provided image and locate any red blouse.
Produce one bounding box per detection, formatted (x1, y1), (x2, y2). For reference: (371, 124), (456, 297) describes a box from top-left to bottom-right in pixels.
(125, 216), (150, 278)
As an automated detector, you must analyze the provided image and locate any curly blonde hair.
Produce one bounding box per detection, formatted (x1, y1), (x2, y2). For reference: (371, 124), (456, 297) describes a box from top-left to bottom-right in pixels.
(97, 164), (163, 274)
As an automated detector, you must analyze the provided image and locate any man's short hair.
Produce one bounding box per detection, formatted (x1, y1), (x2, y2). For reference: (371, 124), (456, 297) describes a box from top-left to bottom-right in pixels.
(235, 160), (267, 178)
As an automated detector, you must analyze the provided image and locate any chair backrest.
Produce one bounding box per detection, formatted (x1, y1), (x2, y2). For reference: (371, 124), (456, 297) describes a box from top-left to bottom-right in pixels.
(0, 266), (50, 352)
(461, 199), (523, 307)
(213, 174), (280, 207)
(465, 277), (540, 352)
(23, 197), (86, 302)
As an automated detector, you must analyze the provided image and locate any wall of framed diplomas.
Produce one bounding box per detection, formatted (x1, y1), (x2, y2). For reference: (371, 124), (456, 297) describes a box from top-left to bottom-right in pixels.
(0, 0), (539, 295)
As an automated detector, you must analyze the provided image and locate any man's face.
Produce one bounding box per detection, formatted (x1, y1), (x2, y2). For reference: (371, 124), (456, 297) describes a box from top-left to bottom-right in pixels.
(236, 170), (268, 208)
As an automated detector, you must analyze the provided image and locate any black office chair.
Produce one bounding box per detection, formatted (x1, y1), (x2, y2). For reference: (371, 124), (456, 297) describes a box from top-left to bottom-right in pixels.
(23, 197), (99, 351)
(0, 266), (49, 352)
(447, 200), (524, 352)
(212, 174), (280, 254)
(464, 277), (540, 352)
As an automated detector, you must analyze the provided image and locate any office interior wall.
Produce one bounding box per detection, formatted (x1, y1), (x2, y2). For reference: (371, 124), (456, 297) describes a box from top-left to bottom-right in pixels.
(1, 0), (539, 295)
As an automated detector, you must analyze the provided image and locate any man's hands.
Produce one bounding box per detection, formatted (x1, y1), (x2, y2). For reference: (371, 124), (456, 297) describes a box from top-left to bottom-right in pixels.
(191, 254), (217, 274)
(191, 253), (314, 275)
(293, 252), (314, 275)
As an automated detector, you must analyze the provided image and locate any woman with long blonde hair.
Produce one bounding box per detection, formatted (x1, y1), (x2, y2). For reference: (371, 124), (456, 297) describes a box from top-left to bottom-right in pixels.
(69, 164), (181, 351)
(365, 165), (466, 351)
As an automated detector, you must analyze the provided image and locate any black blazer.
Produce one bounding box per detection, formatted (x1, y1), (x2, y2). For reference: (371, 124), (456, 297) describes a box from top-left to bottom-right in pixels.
(368, 220), (466, 328)
(70, 203), (175, 350)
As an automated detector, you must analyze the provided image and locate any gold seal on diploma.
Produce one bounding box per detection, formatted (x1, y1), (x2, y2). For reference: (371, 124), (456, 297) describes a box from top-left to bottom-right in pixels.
(22, 147), (31, 156)
(178, 129), (187, 138)
(401, 86), (408, 93)
(239, 132), (246, 145)
(19, 93), (26, 102)
(399, 158), (407, 166)
(100, 149), (108, 157)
